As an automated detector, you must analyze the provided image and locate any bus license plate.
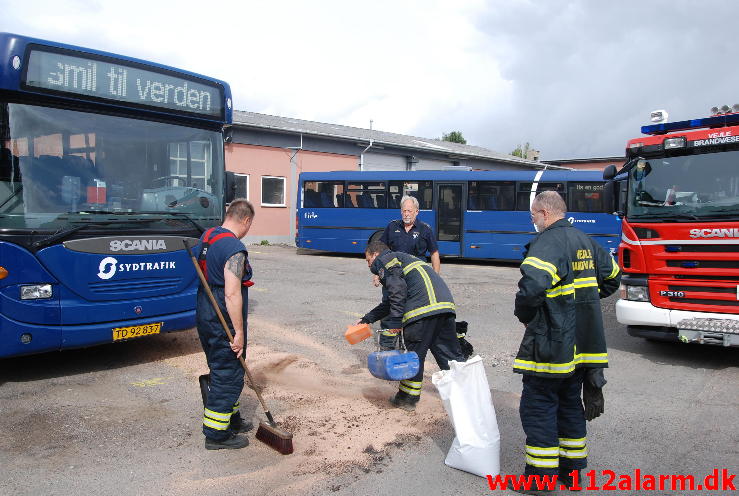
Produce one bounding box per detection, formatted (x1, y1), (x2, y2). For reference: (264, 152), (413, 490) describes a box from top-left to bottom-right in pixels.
(112, 322), (162, 341)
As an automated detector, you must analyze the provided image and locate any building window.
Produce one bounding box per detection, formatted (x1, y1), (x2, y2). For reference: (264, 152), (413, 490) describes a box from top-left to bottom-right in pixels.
(167, 140), (212, 191)
(234, 173), (249, 200)
(262, 176), (286, 207)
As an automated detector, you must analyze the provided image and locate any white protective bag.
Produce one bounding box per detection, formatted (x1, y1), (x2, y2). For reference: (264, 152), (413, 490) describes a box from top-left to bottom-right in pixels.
(431, 355), (500, 477)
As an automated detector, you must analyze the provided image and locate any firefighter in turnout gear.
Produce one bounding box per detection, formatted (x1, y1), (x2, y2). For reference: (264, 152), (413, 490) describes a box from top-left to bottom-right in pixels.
(514, 191), (620, 490)
(196, 199), (255, 450)
(357, 241), (465, 411)
(376, 195), (441, 351)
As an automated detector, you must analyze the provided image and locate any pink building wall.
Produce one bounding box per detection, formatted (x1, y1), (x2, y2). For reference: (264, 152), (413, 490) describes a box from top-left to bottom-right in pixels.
(225, 143), (356, 242)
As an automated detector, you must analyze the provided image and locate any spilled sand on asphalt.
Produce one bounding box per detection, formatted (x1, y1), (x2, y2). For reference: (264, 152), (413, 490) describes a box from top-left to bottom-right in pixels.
(163, 317), (452, 493)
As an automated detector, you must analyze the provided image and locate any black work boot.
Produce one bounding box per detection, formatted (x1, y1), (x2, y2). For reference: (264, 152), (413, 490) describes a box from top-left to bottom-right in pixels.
(558, 470), (582, 491)
(389, 391), (419, 411)
(230, 417), (254, 434)
(204, 432), (249, 450)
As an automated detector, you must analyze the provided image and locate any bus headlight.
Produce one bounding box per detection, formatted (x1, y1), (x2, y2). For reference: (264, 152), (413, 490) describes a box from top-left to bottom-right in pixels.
(621, 284), (649, 302)
(20, 284), (53, 300)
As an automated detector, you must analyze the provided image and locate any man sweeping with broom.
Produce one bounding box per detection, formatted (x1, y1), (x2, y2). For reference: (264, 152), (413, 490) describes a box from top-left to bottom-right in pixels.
(194, 199), (255, 450)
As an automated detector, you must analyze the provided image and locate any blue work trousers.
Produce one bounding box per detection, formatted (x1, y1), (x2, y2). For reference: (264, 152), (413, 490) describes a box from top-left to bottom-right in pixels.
(196, 287), (245, 441)
(519, 368), (587, 476)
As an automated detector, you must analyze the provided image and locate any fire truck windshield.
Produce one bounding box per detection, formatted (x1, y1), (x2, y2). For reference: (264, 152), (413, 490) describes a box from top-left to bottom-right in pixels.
(627, 151), (739, 221)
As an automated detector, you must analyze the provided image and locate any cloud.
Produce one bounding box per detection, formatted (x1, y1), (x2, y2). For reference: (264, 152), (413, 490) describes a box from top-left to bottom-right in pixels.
(3, 0), (738, 160)
(463, 0), (739, 158)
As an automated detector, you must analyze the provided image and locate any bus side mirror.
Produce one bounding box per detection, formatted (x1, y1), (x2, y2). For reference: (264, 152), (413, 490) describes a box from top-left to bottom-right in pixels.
(603, 164), (617, 181)
(225, 171), (236, 204)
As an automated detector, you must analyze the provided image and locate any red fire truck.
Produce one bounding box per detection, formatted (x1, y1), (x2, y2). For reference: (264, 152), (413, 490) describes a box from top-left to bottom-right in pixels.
(603, 107), (739, 347)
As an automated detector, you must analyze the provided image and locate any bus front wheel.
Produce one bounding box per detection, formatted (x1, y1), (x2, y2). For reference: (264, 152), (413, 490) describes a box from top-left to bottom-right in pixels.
(367, 230), (383, 245)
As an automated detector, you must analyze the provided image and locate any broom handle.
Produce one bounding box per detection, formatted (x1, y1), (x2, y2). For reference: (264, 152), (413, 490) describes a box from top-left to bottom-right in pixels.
(183, 240), (276, 426)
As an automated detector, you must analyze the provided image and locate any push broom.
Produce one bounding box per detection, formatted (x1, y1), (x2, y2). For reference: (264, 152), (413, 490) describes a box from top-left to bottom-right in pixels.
(184, 241), (294, 455)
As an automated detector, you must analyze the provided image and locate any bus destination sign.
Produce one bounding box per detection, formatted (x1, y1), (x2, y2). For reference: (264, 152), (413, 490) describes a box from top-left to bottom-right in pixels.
(23, 48), (224, 119)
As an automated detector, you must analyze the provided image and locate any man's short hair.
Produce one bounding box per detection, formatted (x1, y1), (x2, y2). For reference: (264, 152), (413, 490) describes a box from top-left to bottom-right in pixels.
(400, 195), (419, 210)
(366, 240), (389, 255)
(226, 198), (255, 221)
(533, 191), (566, 216)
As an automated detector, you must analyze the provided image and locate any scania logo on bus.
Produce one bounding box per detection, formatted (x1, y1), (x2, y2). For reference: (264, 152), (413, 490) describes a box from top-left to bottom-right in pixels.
(689, 228), (739, 238)
(96, 256), (177, 280)
(109, 239), (167, 251)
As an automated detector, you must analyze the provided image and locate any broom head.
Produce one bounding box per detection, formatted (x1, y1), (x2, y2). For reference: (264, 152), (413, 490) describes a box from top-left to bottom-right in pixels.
(255, 421), (294, 455)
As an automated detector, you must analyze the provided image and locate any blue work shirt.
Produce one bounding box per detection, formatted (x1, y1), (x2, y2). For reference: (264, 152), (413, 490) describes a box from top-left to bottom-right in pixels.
(198, 227), (253, 287)
(380, 219), (438, 259)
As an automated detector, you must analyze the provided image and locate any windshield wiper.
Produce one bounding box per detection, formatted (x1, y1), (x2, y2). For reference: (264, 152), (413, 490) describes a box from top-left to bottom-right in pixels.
(33, 222), (107, 250)
(70, 210), (205, 233)
(32, 217), (159, 250)
(137, 211), (205, 234)
(631, 212), (700, 222)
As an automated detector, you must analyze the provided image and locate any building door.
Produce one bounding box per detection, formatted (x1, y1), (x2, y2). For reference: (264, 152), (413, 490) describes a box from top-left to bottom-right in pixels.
(435, 182), (465, 256)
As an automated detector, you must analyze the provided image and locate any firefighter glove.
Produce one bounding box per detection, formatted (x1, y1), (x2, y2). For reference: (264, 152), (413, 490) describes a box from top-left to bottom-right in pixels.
(583, 380), (604, 421)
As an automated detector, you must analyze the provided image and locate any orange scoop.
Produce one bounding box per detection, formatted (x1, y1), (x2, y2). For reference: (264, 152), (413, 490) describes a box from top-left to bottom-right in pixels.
(345, 323), (372, 345)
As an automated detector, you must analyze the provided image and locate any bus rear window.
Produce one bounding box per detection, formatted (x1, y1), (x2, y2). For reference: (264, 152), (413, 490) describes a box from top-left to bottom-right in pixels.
(303, 181), (344, 208)
(346, 182), (386, 208)
(568, 182), (604, 213)
(468, 181), (514, 210)
(388, 180), (432, 209)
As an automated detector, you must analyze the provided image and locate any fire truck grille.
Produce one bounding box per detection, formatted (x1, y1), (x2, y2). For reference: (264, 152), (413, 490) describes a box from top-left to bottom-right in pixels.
(666, 260), (739, 269)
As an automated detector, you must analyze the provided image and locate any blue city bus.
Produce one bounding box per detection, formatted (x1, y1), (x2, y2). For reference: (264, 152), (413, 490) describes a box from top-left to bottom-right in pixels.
(297, 170), (621, 260)
(0, 33), (234, 358)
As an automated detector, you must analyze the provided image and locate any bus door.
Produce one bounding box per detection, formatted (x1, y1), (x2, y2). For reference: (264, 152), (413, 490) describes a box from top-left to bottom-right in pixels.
(434, 182), (465, 256)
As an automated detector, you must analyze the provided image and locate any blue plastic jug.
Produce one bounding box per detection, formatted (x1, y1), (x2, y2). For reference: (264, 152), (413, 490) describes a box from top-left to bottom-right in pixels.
(367, 349), (420, 381)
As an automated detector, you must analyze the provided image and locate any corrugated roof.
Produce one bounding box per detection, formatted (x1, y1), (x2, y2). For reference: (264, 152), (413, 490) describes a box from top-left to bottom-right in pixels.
(232, 110), (558, 169)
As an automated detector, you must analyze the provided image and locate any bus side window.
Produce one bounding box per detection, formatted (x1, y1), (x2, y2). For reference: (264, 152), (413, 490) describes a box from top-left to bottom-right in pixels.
(568, 182), (604, 213)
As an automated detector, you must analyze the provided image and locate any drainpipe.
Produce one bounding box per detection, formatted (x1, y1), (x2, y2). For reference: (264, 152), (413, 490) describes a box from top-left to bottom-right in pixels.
(359, 120), (373, 171)
(287, 134), (303, 245)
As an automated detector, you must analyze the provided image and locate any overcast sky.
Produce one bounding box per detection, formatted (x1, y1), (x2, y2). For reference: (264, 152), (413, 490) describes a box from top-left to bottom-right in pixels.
(3, 0), (738, 160)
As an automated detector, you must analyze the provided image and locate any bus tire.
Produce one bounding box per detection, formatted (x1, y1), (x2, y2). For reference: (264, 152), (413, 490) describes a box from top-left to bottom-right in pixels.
(367, 230), (383, 245)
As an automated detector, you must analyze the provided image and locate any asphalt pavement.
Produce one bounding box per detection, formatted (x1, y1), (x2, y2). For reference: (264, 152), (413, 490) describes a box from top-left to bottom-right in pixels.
(0, 245), (736, 496)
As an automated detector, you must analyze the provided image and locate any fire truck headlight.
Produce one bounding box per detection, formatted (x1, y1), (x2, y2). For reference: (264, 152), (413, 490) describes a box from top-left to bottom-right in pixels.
(20, 284), (53, 300)
(622, 284), (649, 302)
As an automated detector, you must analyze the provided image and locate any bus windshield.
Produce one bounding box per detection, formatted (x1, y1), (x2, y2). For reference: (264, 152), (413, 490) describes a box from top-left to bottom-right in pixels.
(0, 103), (223, 231)
(626, 151), (739, 221)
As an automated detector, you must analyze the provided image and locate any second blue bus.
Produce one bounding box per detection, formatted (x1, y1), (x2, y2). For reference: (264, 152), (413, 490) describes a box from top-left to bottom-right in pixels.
(297, 170), (621, 261)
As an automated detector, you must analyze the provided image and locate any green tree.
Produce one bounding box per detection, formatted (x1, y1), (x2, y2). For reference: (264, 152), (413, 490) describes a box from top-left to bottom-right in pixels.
(441, 131), (467, 144)
(511, 142), (533, 158)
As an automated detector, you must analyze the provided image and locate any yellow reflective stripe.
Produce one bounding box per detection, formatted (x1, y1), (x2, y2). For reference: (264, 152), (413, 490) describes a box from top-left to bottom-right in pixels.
(525, 455), (559, 468)
(384, 258), (401, 269)
(560, 448), (588, 458)
(401, 260), (428, 275)
(577, 352), (608, 364)
(203, 417), (230, 430)
(381, 330), (397, 336)
(204, 408), (231, 422)
(514, 353), (608, 374)
(606, 257), (620, 280)
(232, 402), (240, 413)
(559, 437), (586, 447)
(573, 277), (598, 289)
(545, 284), (575, 298)
(399, 384), (421, 396)
(525, 445), (559, 456)
(402, 302), (456, 322)
(400, 380), (422, 389)
(522, 257), (561, 285)
(403, 261), (437, 304)
(456, 333), (465, 338)
(514, 358), (576, 374)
